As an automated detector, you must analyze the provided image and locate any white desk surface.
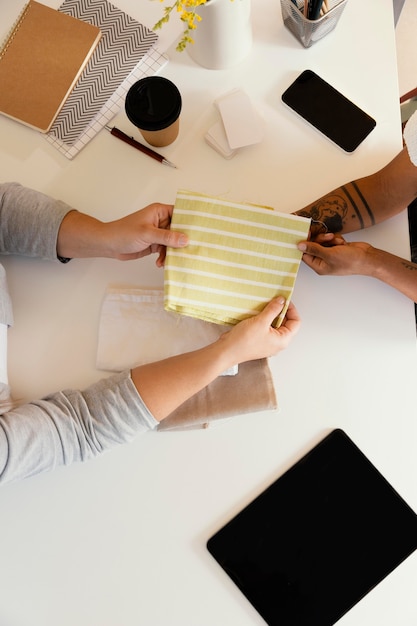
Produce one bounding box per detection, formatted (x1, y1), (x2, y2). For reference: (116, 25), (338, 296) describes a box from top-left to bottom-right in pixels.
(1, 1), (417, 625)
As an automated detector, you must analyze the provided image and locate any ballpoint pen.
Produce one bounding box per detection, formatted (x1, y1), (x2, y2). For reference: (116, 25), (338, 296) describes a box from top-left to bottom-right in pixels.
(105, 125), (177, 168)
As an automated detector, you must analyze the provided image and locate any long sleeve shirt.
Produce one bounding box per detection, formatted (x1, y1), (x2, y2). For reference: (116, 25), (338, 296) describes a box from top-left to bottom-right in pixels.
(0, 182), (157, 486)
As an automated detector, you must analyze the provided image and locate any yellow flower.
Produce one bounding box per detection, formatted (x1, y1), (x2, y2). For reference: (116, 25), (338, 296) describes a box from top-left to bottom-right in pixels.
(152, 0), (210, 51)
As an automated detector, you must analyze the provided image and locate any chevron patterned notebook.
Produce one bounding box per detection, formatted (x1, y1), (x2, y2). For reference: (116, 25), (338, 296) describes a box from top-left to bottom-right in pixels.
(45, 45), (168, 159)
(47, 0), (158, 146)
(164, 190), (311, 327)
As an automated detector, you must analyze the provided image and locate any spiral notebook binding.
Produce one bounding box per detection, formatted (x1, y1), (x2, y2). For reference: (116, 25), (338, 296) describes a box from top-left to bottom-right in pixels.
(0, 2), (30, 61)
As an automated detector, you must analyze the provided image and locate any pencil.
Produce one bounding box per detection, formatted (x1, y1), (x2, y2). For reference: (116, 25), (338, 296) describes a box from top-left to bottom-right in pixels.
(105, 125), (177, 168)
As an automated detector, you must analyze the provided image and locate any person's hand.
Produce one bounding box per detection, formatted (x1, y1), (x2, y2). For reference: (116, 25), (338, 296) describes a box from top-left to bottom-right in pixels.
(298, 234), (373, 276)
(58, 203), (189, 264)
(218, 297), (301, 365)
(308, 231), (345, 245)
(132, 297), (300, 421)
(105, 203), (188, 266)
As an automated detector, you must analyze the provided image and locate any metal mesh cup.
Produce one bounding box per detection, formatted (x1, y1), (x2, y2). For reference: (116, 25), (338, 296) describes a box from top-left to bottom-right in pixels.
(280, 0), (348, 48)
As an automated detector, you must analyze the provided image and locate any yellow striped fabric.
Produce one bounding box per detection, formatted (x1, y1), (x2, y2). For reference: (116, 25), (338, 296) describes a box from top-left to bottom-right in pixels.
(164, 190), (311, 327)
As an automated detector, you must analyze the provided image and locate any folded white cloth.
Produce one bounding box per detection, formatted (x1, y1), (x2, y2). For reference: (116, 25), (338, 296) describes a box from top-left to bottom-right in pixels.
(96, 287), (238, 375)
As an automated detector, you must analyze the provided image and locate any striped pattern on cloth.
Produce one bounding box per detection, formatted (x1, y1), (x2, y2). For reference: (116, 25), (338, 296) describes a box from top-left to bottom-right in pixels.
(164, 190), (311, 327)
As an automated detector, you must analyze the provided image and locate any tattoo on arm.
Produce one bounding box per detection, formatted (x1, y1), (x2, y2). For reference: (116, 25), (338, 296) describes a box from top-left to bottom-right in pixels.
(341, 185), (364, 228)
(342, 182), (375, 229)
(296, 194), (348, 233)
(401, 261), (417, 271)
(351, 181), (375, 226)
(296, 181), (375, 233)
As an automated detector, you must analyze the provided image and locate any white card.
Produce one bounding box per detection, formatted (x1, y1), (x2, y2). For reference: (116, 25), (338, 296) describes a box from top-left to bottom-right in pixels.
(205, 120), (237, 159)
(215, 89), (264, 149)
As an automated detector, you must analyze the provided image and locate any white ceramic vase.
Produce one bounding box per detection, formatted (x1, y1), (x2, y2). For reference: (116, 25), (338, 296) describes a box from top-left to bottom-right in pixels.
(187, 0), (252, 70)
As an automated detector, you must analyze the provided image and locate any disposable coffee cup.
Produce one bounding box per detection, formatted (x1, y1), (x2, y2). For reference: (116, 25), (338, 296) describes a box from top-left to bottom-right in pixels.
(125, 77), (182, 147)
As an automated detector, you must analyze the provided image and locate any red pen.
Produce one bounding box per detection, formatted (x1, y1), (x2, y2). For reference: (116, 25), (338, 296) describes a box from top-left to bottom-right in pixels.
(105, 125), (177, 168)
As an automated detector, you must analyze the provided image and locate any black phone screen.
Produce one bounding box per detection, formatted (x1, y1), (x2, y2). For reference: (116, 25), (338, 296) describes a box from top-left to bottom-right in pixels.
(281, 69), (376, 152)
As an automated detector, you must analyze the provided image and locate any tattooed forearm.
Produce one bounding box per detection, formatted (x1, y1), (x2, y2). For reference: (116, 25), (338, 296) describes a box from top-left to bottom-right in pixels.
(295, 194), (348, 233)
(341, 182), (375, 228)
(351, 181), (375, 225)
(401, 261), (417, 271)
(295, 181), (375, 234)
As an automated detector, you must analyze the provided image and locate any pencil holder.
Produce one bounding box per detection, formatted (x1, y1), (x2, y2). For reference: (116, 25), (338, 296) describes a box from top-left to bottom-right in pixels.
(280, 0), (348, 48)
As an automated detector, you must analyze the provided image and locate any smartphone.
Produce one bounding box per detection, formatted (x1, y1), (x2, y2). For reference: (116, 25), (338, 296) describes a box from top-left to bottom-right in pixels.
(281, 69), (376, 152)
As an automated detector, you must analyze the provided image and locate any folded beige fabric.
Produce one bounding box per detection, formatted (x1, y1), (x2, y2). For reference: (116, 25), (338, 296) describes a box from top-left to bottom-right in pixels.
(96, 287), (277, 431)
(158, 359), (278, 431)
(96, 286), (237, 375)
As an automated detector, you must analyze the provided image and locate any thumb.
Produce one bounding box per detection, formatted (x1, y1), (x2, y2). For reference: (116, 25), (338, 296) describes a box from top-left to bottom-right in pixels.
(166, 229), (189, 249)
(259, 296), (286, 325)
(149, 227), (189, 249)
(297, 241), (321, 255)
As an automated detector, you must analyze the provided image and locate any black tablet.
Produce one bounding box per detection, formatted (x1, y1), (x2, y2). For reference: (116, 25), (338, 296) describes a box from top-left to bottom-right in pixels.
(207, 429), (417, 626)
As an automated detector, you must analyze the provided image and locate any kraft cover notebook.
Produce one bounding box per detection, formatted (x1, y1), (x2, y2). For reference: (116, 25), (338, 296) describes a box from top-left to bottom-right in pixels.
(164, 190), (311, 327)
(0, 0), (101, 132)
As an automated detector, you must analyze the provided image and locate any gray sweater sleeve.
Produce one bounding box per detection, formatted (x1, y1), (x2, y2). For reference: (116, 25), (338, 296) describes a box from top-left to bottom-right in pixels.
(0, 182), (74, 325)
(0, 182), (73, 259)
(0, 370), (158, 485)
(0, 184), (159, 485)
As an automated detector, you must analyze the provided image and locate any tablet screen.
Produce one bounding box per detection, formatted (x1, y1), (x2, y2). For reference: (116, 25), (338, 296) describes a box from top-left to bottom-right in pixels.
(207, 429), (417, 625)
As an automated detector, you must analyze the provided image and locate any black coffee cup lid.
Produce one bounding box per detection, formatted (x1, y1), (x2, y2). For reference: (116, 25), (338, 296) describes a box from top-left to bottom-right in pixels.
(125, 77), (182, 131)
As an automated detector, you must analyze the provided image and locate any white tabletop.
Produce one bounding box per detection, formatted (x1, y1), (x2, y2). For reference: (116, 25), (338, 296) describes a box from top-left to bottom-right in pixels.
(1, 1), (417, 625)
